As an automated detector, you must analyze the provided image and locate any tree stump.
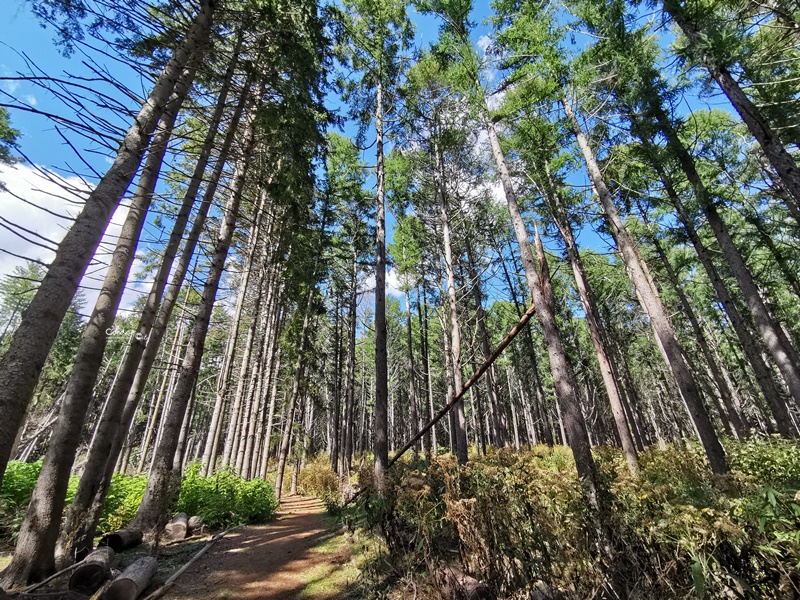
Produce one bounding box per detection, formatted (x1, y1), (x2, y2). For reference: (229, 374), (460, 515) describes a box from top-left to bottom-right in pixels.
(101, 557), (157, 600)
(69, 547), (114, 594)
(164, 513), (189, 541)
(98, 529), (143, 553)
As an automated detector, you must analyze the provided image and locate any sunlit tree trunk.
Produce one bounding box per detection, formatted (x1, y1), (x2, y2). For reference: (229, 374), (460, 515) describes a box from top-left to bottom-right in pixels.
(564, 97), (728, 474)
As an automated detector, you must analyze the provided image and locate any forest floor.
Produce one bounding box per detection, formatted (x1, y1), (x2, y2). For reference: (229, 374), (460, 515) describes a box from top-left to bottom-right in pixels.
(163, 495), (358, 600)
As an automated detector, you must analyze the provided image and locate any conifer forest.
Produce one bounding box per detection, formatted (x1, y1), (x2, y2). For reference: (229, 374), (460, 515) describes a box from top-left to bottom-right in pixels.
(1, 0), (800, 597)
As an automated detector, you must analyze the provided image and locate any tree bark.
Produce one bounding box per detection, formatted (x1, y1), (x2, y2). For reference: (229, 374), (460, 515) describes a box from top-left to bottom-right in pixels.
(651, 160), (796, 436)
(275, 291), (315, 501)
(662, 0), (800, 213)
(373, 80), (389, 490)
(437, 150), (469, 464)
(57, 58), (246, 563)
(483, 108), (598, 488)
(539, 165), (639, 475)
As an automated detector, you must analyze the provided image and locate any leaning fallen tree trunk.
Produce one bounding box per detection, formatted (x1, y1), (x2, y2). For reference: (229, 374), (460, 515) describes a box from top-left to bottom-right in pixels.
(99, 529), (143, 553)
(101, 557), (157, 600)
(164, 514), (188, 542)
(344, 302), (537, 508)
(69, 547), (114, 594)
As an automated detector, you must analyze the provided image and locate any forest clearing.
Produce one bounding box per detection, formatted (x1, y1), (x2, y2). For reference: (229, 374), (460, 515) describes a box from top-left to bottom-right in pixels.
(1, 0), (800, 597)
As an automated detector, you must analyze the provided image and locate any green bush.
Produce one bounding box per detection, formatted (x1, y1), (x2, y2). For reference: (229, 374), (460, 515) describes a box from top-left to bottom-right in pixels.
(0, 460), (42, 541)
(177, 464), (278, 528)
(100, 473), (148, 533)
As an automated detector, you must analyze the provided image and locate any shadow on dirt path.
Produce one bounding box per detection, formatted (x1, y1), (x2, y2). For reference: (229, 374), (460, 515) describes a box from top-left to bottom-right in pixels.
(164, 496), (354, 600)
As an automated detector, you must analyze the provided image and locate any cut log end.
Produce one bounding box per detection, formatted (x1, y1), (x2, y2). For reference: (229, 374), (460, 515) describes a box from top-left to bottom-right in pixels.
(164, 513), (189, 542)
(69, 547), (114, 594)
(187, 516), (202, 532)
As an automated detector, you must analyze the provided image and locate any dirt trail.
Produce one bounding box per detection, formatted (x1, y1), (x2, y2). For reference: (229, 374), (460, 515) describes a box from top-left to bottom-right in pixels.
(164, 496), (353, 600)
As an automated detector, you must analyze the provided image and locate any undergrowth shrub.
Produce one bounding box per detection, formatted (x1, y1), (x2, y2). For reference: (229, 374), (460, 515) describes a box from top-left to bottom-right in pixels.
(2, 461), (279, 541)
(177, 464), (278, 527)
(297, 454), (340, 508)
(353, 440), (800, 599)
(100, 473), (148, 533)
(0, 460), (42, 542)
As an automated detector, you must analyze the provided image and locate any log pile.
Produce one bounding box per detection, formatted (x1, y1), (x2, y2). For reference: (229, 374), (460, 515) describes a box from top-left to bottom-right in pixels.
(7, 514), (207, 600)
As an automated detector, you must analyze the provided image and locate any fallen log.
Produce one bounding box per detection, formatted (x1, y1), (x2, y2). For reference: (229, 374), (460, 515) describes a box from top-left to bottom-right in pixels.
(98, 530), (143, 553)
(101, 557), (157, 600)
(164, 514), (188, 542)
(69, 547), (115, 594)
(186, 516), (202, 533)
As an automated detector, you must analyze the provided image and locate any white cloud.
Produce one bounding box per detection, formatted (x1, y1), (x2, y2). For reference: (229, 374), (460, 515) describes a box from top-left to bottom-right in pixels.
(386, 267), (403, 297)
(24, 95), (36, 106)
(477, 35), (492, 55)
(0, 162), (139, 316)
(361, 268), (404, 299)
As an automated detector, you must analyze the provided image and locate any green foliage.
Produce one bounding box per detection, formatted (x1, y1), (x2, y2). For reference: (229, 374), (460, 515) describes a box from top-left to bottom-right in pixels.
(0, 107), (20, 166)
(100, 473), (148, 533)
(177, 464), (279, 528)
(0, 461), (42, 541)
(354, 440), (800, 598)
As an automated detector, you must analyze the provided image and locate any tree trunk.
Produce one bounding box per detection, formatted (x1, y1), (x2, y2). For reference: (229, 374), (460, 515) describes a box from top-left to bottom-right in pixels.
(132, 95), (257, 534)
(417, 285), (434, 458)
(5, 66), (205, 584)
(0, 0), (215, 496)
(641, 210), (746, 438)
(662, 0), (800, 212)
(642, 107), (800, 412)
(373, 80), (389, 491)
(465, 237), (506, 448)
(57, 61), (247, 563)
(483, 109), (599, 487)
(340, 253), (358, 476)
(275, 291), (315, 501)
(563, 96), (728, 475)
(438, 153), (469, 464)
(539, 165), (639, 475)
(651, 160), (796, 436)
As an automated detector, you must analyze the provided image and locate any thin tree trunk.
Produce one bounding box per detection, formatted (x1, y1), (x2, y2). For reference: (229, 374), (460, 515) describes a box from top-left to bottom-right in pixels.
(374, 80), (389, 491)
(417, 285), (434, 458)
(132, 95), (258, 533)
(484, 109), (599, 488)
(563, 96), (729, 474)
(639, 105), (800, 413)
(539, 166), (639, 475)
(275, 292), (315, 501)
(58, 61), (248, 561)
(465, 237), (506, 448)
(651, 161), (796, 436)
(662, 0), (800, 212)
(7, 67), (203, 582)
(438, 158), (468, 464)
